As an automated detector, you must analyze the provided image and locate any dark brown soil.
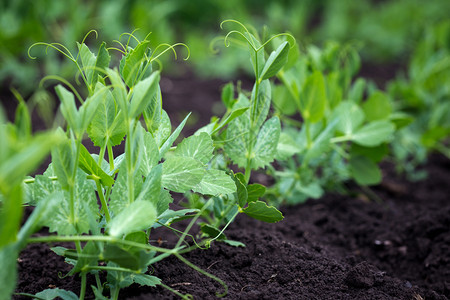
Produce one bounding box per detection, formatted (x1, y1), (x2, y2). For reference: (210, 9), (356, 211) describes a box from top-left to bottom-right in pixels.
(13, 153), (450, 300)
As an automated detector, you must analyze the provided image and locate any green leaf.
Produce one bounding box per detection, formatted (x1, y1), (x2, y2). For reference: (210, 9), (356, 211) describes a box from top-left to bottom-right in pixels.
(70, 241), (99, 275)
(212, 107), (249, 135)
(156, 208), (199, 227)
(108, 200), (157, 237)
(247, 184), (266, 203)
(154, 110), (171, 148)
(87, 83), (126, 148)
(334, 101), (365, 136)
(143, 86), (162, 133)
(243, 201), (283, 223)
(233, 173), (247, 208)
(34, 288), (78, 300)
(250, 79), (271, 130)
(350, 155), (382, 186)
(136, 164), (162, 205)
(174, 132), (214, 164)
(0, 132), (60, 191)
(14, 95), (31, 139)
(109, 167), (143, 215)
(78, 42), (97, 88)
(159, 113), (190, 159)
(105, 69), (127, 115)
(348, 78), (366, 103)
(0, 245), (18, 300)
(103, 245), (141, 270)
(0, 185), (22, 248)
(122, 40), (151, 87)
(251, 116), (281, 169)
(78, 144), (114, 187)
(352, 121), (395, 147)
(161, 156), (205, 193)
(55, 85), (78, 132)
(245, 32), (265, 78)
(201, 224), (226, 240)
(224, 109), (251, 168)
(362, 91), (392, 121)
(221, 82), (234, 109)
(129, 72), (161, 119)
(276, 131), (301, 160)
(223, 240), (246, 247)
(300, 71), (327, 123)
(92, 42), (111, 87)
(79, 87), (110, 134)
(131, 274), (161, 287)
(260, 41), (290, 80)
(123, 231), (148, 253)
(350, 144), (389, 163)
(192, 169), (236, 196)
(138, 131), (159, 177)
(304, 119), (337, 163)
(51, 134), (74, 190)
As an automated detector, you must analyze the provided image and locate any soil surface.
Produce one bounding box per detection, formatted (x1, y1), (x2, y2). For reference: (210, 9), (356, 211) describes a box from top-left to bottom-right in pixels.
(13, 153), (450, 299)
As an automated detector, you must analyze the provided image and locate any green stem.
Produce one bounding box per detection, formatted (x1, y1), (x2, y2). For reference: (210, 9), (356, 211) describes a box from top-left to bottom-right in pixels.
(330, 135), (352, 144)
(95, 273), (103, 293)
(87, 266), (139, 273)
(305, 121), (312, 149)
(95, 180), (111, 222)
(27, 235), (176, 254)
(210, 210), (239, 244)
(98, 144), (106, 164)
(214, 204), (237, 228)
(112, 286), (120, 300)
(79, 272), (87, 300)
(175, 198), (213, 249)
(107, 143), (115, 171)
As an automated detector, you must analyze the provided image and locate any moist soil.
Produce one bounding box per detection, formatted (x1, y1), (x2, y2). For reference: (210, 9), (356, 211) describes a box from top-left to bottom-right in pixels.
(13, 155), (450, 300)
(8, 73), (450, 299)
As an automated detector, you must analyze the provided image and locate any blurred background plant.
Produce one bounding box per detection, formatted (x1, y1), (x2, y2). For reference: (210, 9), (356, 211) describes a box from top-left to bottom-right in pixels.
(2, 0), (450, 95)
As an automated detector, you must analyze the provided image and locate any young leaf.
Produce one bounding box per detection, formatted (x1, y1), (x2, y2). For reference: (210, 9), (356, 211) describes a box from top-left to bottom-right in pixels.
(131, 274), (161, 287)
(334, 101), (365, 136)
(192, 169), (236, 196)
(173, 132), (214, 164)
(136, 164), (162, 205)
(243, 201), (283, 223)
(92, 42), (111, 87)
(224, 109), (251, 168)
(247, 184), (266, 203)
(201, 224), (226, 240)
(161, 156), (205, 193)
(251, 116), (281, 169)
(250, 79), (271, 130)
(352, 121), (395, 147)
(233, 173), (247, 208)
(0, 245), (18, 300)
(78, 144), (114, 187)
(109, 167), (143, 215)
(159, 113), (190, 159)
(129, 71), (161, 119)
(154, 110), (171, 148)
(108, 200), (157, 237)
(276, 132), (301, 161)
(55, 85), (78, 132)
(121, 40), (151, 87)
(87, 83), (126, 148)
(33, 288), (79, 300)
(221, 82), (235, 109)
(51, 134), (75, 190)
(362, 91), (392, 121)
(138, 130), (159, 177)
(78, 42), (97, 88)
(212, 106), (249, 135)
(350, 155), (382, 185)
(260, 41), (290, 80)
(143, 86), (162, 133)
(300, 71), (327, 123)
